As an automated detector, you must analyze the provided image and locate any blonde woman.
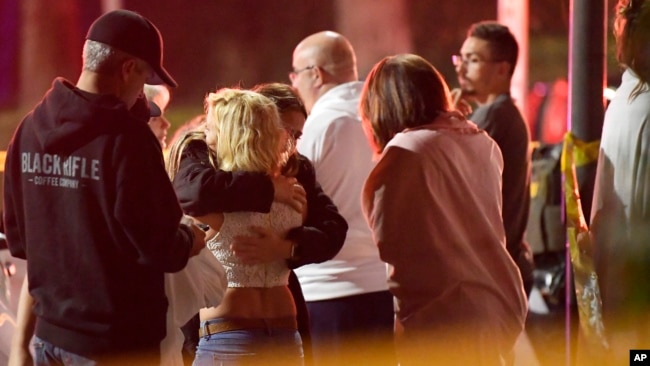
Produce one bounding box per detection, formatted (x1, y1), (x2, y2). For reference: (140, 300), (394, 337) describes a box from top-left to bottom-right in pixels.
(166, 83), (346, 366)
(191, 89), (304, 366)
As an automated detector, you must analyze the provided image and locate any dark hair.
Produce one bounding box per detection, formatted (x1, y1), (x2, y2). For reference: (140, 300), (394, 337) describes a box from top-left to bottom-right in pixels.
(252, 83), (307, 118)
(251, 83), (306, 177)
(614, 0), (650, 99)
(359, 54), (451, 154)
(468, 21), (519, 76)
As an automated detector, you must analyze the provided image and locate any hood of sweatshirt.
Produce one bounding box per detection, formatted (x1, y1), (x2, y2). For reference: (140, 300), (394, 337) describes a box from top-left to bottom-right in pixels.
(31, 78), (149, 154)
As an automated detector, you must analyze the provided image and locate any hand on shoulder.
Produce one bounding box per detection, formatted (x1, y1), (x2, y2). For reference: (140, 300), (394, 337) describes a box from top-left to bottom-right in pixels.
(272, 175), (306, 214)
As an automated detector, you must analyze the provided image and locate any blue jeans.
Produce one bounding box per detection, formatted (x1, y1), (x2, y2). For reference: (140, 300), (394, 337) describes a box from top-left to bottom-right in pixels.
(33, 336), (160, 365)
(193, 320), (303, 366)
(33, 337), (96, 366)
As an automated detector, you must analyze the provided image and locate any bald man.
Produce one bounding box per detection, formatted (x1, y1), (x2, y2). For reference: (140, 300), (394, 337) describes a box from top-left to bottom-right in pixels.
(290, 31), (396, 365)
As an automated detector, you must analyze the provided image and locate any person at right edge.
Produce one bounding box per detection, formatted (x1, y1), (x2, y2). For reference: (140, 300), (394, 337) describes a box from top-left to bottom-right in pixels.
(590, 0), (650, 364)
(453, 21), (535, 295)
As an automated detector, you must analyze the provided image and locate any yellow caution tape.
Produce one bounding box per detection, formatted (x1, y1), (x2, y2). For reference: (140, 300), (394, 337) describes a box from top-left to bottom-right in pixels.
(530, 181), (539, 198)
(561, 131), (608, 349)
(563, 132), (600, 168)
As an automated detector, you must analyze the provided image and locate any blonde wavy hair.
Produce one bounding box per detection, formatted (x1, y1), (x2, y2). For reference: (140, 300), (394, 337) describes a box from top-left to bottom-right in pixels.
(205, 88), (285, 174)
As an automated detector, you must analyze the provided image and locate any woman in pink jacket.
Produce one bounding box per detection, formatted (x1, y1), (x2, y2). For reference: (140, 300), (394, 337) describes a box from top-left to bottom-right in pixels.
(359, 54), (527, 366)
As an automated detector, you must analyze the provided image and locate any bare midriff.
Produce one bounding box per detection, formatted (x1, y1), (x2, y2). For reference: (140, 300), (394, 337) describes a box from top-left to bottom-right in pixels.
(199, 285), (296, 320)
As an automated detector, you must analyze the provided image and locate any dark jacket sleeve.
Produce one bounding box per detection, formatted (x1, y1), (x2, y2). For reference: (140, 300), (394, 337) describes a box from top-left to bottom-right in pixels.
(113, 132), (194, 273)
(286, 156), (348, 269)
(173, 140), (274, 216)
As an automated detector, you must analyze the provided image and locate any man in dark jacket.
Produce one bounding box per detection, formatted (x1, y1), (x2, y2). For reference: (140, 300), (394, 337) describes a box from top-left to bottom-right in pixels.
(4, 10), (205, 365)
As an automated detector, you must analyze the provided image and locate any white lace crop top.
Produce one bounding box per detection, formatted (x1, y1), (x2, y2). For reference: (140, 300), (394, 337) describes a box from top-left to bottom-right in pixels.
(206, 202), (302, 288)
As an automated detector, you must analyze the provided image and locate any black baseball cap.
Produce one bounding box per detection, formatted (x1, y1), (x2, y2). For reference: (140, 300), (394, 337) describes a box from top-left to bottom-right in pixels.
(86, 10), (178, 87)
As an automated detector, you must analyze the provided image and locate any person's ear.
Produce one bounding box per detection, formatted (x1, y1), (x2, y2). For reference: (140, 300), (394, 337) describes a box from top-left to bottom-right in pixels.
(121, 58), (138, 81)
(497, 61), (513, 77)
(313, 66), (326, 87)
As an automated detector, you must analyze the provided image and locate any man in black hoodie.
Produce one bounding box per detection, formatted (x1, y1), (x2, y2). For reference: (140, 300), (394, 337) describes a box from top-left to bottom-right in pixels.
(3, 10), (205, 365)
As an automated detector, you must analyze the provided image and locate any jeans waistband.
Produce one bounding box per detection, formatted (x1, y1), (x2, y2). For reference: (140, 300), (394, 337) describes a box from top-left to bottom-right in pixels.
(199, 317), (297, 337)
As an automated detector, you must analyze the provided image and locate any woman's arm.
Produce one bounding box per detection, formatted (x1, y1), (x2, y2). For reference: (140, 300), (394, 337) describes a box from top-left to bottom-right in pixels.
(175, 142), (345, 267)
(192, 212), (224, 240)
(228, 157), (347, 267)
(285, 156), (348, 268)
(362, 146), (423, 270)
(173, 139), (276, 216)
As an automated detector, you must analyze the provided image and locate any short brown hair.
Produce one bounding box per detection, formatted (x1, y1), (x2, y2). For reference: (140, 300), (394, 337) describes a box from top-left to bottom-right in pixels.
(359, 54), (451, 154)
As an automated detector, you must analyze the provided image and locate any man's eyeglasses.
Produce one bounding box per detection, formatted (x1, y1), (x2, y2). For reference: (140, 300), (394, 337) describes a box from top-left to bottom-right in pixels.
(451, 54), (502, 68)
(289, 65), (316, 81)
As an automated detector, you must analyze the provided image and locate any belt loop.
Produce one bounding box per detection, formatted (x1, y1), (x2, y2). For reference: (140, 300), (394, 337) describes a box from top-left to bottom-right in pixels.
(201, 321), (211, 340)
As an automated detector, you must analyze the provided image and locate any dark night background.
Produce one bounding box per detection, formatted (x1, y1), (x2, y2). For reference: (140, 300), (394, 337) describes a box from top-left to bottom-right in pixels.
(0, 0), (618, 147)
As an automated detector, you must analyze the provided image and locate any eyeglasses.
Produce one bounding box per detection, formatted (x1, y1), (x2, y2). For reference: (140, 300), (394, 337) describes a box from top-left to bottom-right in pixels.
(288, 65), (316, 81)
(451, 54), (502, 68)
